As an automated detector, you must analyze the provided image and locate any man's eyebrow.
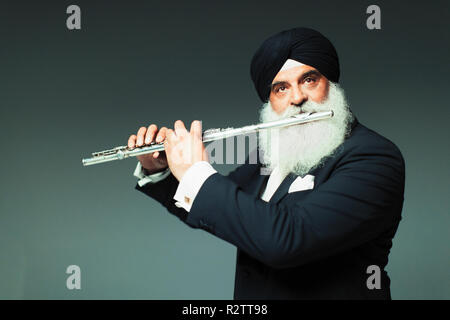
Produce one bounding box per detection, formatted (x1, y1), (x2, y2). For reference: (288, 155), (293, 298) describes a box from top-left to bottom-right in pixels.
(300, 70), (321, 80)
(270, 70), (322, 88)
(271, 81), (287, 88)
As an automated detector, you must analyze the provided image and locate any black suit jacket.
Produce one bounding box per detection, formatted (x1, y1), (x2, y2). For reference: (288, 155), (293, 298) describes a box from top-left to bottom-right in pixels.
(135, 118), (405, 299)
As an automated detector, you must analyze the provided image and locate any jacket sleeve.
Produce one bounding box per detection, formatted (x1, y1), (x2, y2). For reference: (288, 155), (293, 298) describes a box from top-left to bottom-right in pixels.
(184, 141), (405, 269)
(134, 163), (251, 223)
(135, 172), (188, 222)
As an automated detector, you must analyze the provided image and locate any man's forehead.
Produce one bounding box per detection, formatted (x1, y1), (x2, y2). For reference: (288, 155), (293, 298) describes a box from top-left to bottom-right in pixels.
(279, 59), (305, 71)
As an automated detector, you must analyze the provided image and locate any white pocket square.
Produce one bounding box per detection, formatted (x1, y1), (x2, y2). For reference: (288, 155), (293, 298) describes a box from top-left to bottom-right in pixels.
(288, 175), (315, 193)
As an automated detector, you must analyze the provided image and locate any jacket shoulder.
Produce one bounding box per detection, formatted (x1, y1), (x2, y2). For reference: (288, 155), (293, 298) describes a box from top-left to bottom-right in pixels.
(344, 122), (405, 164)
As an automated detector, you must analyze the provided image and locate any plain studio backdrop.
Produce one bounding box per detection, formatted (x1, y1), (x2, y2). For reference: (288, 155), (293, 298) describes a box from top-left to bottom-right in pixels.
(0, 0), (449, 299)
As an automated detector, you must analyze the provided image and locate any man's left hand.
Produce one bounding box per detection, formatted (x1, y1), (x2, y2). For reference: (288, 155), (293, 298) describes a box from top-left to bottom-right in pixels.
(164, 120), (209, 181)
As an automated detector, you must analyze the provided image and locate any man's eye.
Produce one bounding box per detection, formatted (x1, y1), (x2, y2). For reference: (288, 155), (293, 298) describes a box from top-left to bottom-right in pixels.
(277, 86), (287, 92)
(304, 77), (316, 84)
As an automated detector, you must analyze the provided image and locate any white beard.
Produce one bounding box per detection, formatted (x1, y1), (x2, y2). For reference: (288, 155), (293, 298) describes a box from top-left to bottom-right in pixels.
(258, 82), (354, 177)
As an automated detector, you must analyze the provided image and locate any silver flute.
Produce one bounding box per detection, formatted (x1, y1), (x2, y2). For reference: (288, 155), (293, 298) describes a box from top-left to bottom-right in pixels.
(81, 110), (333, 166)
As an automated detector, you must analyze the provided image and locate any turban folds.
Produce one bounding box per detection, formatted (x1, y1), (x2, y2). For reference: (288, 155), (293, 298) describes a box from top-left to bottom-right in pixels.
(250, 27), (340, 102)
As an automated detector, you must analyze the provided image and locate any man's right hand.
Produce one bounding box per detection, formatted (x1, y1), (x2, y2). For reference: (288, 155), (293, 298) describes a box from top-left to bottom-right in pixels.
(128, 124), (169, 174)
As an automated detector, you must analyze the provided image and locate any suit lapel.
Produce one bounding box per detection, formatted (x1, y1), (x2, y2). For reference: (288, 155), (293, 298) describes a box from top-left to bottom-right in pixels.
(268, 173), (297, 204)
(245, 164), (270, 198)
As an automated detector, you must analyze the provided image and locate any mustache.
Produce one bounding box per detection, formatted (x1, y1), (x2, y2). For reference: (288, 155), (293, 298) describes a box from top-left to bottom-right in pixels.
(278, 101), (327, 119)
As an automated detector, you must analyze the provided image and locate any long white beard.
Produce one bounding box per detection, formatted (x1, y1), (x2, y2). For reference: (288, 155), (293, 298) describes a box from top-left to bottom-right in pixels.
(258, 82), (354, 177)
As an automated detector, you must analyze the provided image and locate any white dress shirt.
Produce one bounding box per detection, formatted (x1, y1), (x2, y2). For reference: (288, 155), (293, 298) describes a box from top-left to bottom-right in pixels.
(260, 166), (289, 202)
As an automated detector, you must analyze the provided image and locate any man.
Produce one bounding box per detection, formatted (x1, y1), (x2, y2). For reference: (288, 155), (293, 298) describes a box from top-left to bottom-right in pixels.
(128, 27), (405, 299)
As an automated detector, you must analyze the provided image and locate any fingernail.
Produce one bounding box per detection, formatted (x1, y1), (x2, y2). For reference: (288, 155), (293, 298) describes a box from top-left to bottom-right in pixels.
(156, 136), (162, 142)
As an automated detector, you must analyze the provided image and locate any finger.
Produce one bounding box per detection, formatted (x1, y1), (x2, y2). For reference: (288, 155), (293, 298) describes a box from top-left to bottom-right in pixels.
(136, 127), (147, 147)
(156, 127), (167, 143)
(165, 129), (175, 155)
(190, 120), (202, 140)
(153, 151), (159, 158)
(145, 124), (157, 144)
(190, 120), (203, 163)
(174, 120), (188, 136)
(166, 129), (176, 144)
(128, 134), (137, 149)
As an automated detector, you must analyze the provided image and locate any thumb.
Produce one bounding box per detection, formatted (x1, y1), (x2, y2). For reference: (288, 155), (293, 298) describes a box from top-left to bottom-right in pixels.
(191, 120), (204, 163)
(191, 120), (202, 140)
(202, 147), (209, 163)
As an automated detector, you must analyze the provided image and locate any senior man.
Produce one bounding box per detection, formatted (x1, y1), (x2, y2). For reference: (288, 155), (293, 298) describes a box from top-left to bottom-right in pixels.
(128, 27), (405, 299)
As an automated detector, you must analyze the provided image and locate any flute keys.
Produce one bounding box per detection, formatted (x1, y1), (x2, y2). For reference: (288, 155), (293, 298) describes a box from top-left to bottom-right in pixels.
(91, 146), (128, 157)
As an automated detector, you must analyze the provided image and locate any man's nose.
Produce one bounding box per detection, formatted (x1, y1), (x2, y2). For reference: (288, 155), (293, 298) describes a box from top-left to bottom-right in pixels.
(290, 86), (307, 106)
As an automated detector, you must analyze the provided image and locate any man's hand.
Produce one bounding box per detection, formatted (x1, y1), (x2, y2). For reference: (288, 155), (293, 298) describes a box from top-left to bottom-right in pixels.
(165, 120), (209, 181)
(128, 124), (169, 174)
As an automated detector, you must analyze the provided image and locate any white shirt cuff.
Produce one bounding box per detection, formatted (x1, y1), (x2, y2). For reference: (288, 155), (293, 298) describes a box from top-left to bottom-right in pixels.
(133, 162), (171, 187)
(173, 161), (217, 212)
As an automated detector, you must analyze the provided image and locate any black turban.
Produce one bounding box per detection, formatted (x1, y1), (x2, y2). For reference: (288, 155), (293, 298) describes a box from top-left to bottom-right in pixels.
(250, 27), (340, 102)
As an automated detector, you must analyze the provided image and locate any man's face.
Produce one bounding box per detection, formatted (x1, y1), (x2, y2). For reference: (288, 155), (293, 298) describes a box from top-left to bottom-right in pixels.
(269, 64), (330, 114)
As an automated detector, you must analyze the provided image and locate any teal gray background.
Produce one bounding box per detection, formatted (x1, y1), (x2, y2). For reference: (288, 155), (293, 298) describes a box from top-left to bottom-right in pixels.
(1, 0), (449, 299)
